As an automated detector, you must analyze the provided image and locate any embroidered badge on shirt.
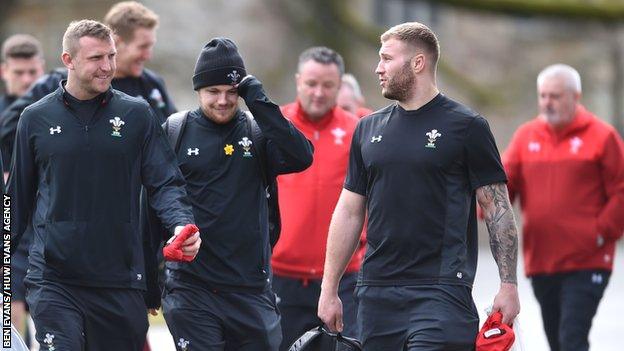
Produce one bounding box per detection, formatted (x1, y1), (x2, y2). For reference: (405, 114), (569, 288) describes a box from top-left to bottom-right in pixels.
(425, 129), (442, 148)
(109, 117), (125, 137)
(177, 338), (190, 351)
(224, 144), (234, 156)
(238, 137), (253, 157)
(49, 126), (62, 135)
(331, 127), (346, 145)
(528, 141), (541, 152)
(44, 333), (56, 350)
(569, 136), (583, 154)
(187, 148), (199, 156)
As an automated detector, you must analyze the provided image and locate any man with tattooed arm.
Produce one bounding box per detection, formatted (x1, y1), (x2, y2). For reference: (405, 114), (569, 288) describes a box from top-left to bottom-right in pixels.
(318, 22), (520, 350)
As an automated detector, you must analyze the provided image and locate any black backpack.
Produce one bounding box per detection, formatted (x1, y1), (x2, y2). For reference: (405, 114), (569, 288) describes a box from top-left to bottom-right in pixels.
(288, 326), (362, 351)
(163, 110), (281, 248)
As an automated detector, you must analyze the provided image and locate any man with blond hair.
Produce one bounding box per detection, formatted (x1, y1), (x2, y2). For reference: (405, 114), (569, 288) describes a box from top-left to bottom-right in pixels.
(8, 20), (200, 350)
(0, 3), (177, 319)
(0, 2), (176, 183)
(503, 64), (624, 351)
(318, 22), (521, 350)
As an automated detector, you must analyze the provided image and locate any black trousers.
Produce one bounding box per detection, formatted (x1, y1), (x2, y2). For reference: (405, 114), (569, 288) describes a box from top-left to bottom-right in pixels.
(25, 279), (148, 351)
(531, 269), (610, 351)
(272, 273), (359, 351)
(162, 275), (282, 351)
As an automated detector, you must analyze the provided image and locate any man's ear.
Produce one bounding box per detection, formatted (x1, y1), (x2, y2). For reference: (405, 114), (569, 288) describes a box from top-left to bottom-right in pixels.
(573, 91), (581, 104)
(61, 52), (74, 70)
(412, 53), (426, 74)
(295, 73), (302, 92)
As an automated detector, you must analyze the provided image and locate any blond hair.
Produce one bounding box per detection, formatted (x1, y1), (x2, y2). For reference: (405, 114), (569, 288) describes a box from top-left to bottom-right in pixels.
(62, 20), (112, 56)
(381, 22), (440, 70)
(104, 1), (159, 41)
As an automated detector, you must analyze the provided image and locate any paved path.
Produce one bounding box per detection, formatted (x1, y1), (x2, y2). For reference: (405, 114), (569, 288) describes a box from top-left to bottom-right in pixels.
(148, 243), (623, 350)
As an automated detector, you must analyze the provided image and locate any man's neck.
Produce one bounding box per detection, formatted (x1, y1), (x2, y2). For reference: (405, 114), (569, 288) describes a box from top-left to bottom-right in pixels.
(297, 101), (332, 123)
(548, 117), (575, 133)
(65, 78), (100, 101)
(397, 82), (439, 111)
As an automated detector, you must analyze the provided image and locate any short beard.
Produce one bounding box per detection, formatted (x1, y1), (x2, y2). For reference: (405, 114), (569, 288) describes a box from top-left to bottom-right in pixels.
(382, 60), (414, 102)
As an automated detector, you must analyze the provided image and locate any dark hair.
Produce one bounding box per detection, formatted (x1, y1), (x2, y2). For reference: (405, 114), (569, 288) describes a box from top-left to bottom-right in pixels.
(1, 34), (42, 61)
(297, 46), (345, 76)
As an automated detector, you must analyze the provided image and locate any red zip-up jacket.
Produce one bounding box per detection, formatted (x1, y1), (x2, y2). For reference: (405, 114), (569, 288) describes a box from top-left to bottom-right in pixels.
(271, 101), (365, 279)
(503, 105), (624, 276)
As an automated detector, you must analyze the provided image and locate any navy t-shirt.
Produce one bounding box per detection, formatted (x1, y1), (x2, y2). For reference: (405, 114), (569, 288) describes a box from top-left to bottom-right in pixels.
(344, 94), (507, 287)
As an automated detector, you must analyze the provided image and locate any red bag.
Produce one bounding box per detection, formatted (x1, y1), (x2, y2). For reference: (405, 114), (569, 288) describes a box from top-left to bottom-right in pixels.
(163, 224), (199, 262)
(476, 311), (515, 351)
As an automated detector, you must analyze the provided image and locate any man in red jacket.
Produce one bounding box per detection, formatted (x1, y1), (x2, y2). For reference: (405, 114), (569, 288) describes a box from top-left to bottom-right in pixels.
(271, 46), (364, 350)
(503, 64), (624, 351)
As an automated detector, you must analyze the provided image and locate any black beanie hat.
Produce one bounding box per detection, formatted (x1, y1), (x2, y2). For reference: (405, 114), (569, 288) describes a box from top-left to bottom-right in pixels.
(192, 37), (246, 90)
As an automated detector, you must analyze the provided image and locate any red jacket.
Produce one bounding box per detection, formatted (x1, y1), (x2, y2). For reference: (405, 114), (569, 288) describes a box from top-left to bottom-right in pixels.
(271, 101), (365, 279)
(503, 105), (624, 276)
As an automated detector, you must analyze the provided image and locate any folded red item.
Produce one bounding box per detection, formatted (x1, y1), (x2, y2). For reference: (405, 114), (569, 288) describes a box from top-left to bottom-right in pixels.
(163, 224), (199, 262)
(476, 311), (515, 351)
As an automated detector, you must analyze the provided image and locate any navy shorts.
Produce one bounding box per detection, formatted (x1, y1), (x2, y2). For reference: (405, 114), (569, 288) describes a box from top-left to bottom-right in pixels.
(162, 274), (282, 351)
(356, 285), (478, 351)
(25, 279), (148, 351)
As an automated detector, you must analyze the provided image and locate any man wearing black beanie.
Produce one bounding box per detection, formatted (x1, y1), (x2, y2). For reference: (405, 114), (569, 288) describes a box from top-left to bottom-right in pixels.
(154, 37), (314, 350)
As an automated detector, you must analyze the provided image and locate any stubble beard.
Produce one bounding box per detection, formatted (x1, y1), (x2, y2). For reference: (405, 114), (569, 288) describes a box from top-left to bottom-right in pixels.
(382, 61), (415, 102)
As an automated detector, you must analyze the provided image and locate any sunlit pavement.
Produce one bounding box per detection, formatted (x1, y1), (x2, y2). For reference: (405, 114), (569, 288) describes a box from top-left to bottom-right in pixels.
(148, 242), (623, 351)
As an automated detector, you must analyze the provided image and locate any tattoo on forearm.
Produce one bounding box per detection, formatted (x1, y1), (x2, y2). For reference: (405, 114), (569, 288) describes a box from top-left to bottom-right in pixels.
(480, 183), (518, 284)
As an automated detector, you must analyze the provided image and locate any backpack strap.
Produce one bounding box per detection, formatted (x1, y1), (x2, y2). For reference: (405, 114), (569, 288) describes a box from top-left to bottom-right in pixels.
(244, 111), (269, 187)
(164, 110), (190, 152)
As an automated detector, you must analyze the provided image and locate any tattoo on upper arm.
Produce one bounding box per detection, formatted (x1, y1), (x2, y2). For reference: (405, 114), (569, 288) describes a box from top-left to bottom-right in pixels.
(479, 182), (518, 284)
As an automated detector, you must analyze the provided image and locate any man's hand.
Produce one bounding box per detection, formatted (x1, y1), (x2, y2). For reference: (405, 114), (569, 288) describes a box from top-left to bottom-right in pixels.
(148, 308), (159, 316)
(492, 282), (520, 325)
(318, 289), (344, 333)
(163, 224), (201, 262)
(235, 74), (254, 88)
(181, 230), (201, 257)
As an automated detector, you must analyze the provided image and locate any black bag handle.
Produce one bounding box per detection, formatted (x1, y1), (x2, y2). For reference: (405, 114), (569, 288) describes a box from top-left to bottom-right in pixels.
(288, 325), (362, 351)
